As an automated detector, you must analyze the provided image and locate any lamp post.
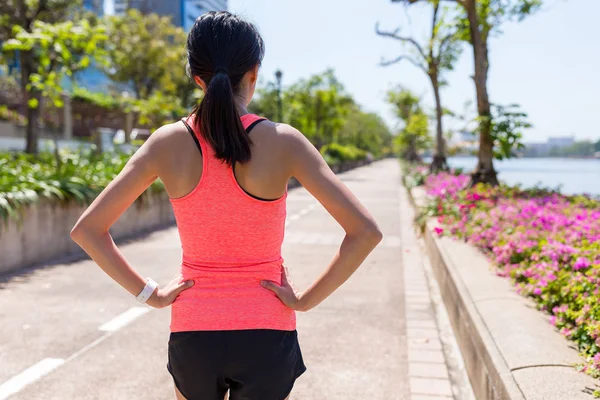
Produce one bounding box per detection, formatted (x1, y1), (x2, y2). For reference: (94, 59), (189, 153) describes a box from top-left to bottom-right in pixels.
(275, 69), (283, 122)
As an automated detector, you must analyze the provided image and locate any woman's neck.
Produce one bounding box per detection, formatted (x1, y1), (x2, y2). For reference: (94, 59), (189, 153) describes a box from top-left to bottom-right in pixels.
(234, 95), (250, 116)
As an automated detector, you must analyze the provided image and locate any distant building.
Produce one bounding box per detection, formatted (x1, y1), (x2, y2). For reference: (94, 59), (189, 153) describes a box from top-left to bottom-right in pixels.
(181, 0), (228, 31)
(108, 0), (228, 31)
(83, 0), (104, 16)
(547, 136), (575, 148)
(523, 142), (550, 157)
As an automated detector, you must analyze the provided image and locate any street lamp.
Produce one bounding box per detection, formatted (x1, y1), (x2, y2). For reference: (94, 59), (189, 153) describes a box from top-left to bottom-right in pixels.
(275, 69), (283, 122)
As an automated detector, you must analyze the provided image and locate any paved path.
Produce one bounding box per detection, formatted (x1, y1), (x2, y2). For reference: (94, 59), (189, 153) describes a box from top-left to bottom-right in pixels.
(0, 159), (471, 399)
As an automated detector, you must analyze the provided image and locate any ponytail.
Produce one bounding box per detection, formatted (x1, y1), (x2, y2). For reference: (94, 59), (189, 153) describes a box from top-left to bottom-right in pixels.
(195, 71), (251, 165)
(186, 11), (265, 166)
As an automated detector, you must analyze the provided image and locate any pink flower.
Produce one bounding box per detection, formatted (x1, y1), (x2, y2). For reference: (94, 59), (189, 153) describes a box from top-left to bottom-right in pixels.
(533, 288), (542, 296)
(573, 257), (591, 270)
(434, 227), (444, 236)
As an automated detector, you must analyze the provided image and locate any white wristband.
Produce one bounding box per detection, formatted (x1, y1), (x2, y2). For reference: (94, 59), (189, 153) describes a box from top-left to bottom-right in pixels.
(136, 278), (159, 304)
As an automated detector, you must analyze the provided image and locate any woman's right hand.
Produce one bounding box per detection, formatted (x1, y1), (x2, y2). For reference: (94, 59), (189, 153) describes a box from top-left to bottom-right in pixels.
(147, 274), (195, 309)
(261, 266), (306, 311)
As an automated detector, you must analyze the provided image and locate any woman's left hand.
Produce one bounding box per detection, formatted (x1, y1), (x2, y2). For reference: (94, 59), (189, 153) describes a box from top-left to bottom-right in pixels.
(147, 274), (195, 309)
(260, 266), (305, 311)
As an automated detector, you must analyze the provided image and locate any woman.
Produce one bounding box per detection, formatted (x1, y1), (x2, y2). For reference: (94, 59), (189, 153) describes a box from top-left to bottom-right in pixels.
(71, 11), (382, 400)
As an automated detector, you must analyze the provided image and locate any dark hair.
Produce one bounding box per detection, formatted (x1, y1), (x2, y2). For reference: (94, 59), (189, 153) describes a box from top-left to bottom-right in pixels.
(186, 11), (265, 166)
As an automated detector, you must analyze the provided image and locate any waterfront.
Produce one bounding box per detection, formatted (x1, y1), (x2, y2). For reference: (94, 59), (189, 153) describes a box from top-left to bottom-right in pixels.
(440, 157), (600, 195)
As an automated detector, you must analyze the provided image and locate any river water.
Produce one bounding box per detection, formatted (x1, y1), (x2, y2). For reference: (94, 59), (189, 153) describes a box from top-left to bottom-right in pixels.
(437, 156), (600, 196)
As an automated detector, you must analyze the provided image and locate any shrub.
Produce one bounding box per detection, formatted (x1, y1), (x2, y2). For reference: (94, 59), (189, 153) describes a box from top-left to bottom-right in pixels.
(320, 143), (367, 165)
(411, 167), (600, 376)
(0, 150), (164, 225)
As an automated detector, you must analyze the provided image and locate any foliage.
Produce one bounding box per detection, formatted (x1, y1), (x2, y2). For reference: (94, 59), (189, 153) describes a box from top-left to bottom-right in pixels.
(71, 87), (184, 130)
(0, 0), (93, 153)
(2, 12), (107, 108)
(454, 0), (543, 42)
(0, 150), (163, 225)
(410, 165), (600, 376)
(72, 87), (121, 110)
(546, 141), (598, 158)
(0, 105), (27, 126)
(338, 108), (392, 157)
(0, 1), (80, 40)
(103, 9), (188, 100)
(377, 2), (462, 82)
(387, 88), (431, 161)
(285, 69), (354, 148)
(320, 143), (367, 165)
(488, 103), (530, 160)
(0, 73), (22, 107)
(249, 81), (280, 122)
(132, 91), (186, 130)
(251, 71), (391, 156)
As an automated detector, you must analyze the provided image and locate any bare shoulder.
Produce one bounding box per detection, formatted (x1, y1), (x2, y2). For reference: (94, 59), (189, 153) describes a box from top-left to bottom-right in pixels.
(143, 121), (188, 151)
(252, 122), (315, 154)
(130, 121), (191, 175)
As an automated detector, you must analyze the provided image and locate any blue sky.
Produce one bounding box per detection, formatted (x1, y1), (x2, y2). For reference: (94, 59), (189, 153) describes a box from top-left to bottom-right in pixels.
(229, 0), (599, 142)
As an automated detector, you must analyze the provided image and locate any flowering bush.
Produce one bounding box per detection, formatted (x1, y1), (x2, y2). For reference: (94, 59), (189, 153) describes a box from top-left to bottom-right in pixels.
(415, 169), (600, 376)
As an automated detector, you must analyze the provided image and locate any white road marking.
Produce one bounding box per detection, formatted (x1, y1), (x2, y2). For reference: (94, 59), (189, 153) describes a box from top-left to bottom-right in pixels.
(98, 307), (150, 332)
(284, 204), (317, 227)
(0, 358), (64, 400)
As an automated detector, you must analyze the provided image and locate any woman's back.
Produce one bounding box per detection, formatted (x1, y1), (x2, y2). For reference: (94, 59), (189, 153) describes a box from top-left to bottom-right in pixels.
(167, 113), (295, 332)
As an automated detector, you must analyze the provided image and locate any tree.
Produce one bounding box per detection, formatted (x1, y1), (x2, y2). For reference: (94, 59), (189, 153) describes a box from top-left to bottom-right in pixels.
(393, 0), (542, 185)
(488, 104), (530, 159)
(595, 139), (600, 153)
(249, 80), (280, 122)
(104, 9), (188, 100)
(285, 70), (354, 148)
(387, 88), (431, 162)
(4, 20), (108, 108)
(0, 0), (83, 154)
(338, 108), (393, 157)
(377, 0), (461, 172)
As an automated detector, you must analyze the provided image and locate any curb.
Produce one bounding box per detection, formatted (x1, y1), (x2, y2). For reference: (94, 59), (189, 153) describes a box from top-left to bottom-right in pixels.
(405, 184), (598, 400)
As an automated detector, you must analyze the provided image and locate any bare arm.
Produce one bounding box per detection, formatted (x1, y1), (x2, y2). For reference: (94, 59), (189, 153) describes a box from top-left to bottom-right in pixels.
(70, 125), (193, 308)
(261, 127), (383, 311)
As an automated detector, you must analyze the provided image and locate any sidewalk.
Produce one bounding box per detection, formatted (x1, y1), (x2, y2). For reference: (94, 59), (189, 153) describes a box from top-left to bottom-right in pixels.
(0, 159), (472, 400)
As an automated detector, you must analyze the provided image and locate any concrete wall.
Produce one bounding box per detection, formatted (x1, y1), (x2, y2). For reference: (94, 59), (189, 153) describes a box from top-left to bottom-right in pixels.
(0, 191), (175, 275)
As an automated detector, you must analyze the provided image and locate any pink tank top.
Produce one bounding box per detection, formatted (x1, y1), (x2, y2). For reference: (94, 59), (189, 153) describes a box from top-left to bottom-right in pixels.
(169, 113), (295, 332)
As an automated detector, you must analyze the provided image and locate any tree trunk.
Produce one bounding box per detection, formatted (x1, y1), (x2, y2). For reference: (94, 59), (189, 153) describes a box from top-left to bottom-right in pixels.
(429, 72), (448, 173)
(465, 0), (498, 186)
(20, 51), (39, 154)
(405, 136), (422, 163)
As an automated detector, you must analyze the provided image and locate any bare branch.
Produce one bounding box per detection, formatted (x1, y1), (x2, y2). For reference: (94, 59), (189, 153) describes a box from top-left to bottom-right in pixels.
(429, 2), (440, 60)
(379, 55), (428, 74)
(375, 22), (427, 60)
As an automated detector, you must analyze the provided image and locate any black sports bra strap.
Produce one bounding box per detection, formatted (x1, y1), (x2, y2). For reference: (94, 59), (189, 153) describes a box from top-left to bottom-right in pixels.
(182, 117), (266, 154)
(245, 118), (267, 134)
(181, 118), (201, 154)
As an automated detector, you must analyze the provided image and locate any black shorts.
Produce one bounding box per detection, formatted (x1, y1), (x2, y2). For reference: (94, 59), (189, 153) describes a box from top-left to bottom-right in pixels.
(167, 329), (306, 400)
